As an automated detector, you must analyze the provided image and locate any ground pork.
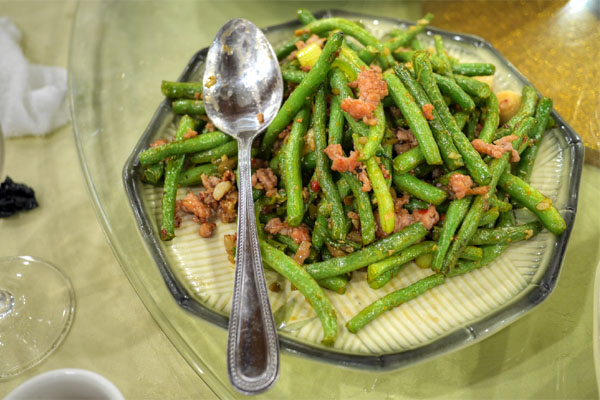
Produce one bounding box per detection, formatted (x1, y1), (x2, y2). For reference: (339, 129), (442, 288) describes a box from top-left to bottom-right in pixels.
(324, 144), (361, 173)
(183, 129), (198, 139)
(252, 168), (278, 197)
(150, 138), (169, 148)
(340, 66), (388, 125)
(375, 203), (439, 238)
(394, 127), (419, 154)
(264, 217), (311, 244)
(422, 103), (435, 120)
(177, 170), (238, 235)
(471, 134), (520, 163)
(412, 205), (440, 230)
(448, 173), (490, 199)
(356, 165), (372, 192)
(198, 222), (217, 238)
(293, 241), (312, 265)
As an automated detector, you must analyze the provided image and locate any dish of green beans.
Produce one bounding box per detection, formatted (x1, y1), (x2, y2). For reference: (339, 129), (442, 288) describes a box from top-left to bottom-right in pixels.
(129, 9), (580, 360)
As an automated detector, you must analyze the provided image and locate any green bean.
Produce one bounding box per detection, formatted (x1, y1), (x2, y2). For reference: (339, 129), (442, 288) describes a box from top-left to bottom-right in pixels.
(347, 273), (445, 333)
(358, 104), (386, 161)
(332, 46), (367, 82)
(305, 222), (428, 280)
(504, 86), (538, 131)
(478, 206), (500, 227)
(283, 106), (311, 227)
(385, 13), (434, 53)
(188, 140), (237, 164)
(342, 172), (376, 245)
(515, 97), (553, 182)
(469, 221), (542, 245)
(282, 68), (307, 83)
(384, 73), (442, 165)
(465, 109), (480, 141)
(392, 147), (426, 174)
(393, 173), (448, 205)
(444, 117), (536, 272)
(413, 51), (491, 185)
(139, 130), (230, 166)
(478, 92), (499, 143)
(336, 177), (351, 198)
(497, 172), (566, 235)
(394, 65), (463, 171)
(433, 73), (476, 112)
(368, 243), (434, 289)
(433, 35), (454, 79)
(392, 50), (414, 63)
(368, 241), (437, 283)
(177, 163), (219, 186)
(452, 63), (495, 76)
(274, 234), (318, 264)
(172, 99), (206, 115)
(301, 151), (316, 171)
(260, 32), (343, 157)
(313, 85), (348, 240)
(160, 115), (196, 240)
(317, 274), (349, 294)
(488, 193), (512, 212)
(453, 74), (492, 99)
(259, 240), (338, 345)
(453, 111), (469, 131)
(328, 95), (345, 145)
(274, 32), (311, 60)
(366, 156), (395, 234)
(141, 162), (164, 185)
(297, 8), (316, 25)
(312, 212), (329, 251)
(410, 36), (426, 51)
(432, 196), (472, 273)
(405, 197), (430, 213)
(161, 81), (203, 99)
(460, 245), (483, 261)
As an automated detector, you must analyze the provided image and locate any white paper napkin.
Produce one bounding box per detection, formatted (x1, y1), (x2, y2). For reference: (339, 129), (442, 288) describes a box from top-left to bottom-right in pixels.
(0, 17), (69, 138)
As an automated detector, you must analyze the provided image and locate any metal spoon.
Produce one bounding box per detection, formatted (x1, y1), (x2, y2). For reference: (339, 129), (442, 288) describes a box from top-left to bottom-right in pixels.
(202, 18), (282, 395)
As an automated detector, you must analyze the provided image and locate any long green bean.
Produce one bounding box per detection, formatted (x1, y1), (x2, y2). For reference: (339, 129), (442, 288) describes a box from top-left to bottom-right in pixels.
(139, 130), (230, 166)
(260, 240), (338, 345)
(283, 106), (311, 227)
(160, 115), (196, 240)
(497, 172), (566, 235)
(313, 85), (347, 239)
(305, 222), (428, 280)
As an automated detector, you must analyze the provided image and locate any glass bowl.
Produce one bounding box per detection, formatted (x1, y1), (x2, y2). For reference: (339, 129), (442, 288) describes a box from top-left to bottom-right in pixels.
(70, 3), (584, 398)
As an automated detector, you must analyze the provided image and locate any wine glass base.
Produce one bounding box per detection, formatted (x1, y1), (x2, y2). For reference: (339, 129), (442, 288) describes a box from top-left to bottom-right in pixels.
(0, 256), (75, 380)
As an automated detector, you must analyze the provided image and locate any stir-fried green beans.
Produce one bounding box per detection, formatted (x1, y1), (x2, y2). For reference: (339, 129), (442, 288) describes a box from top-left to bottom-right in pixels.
(139, 11), (569, 342)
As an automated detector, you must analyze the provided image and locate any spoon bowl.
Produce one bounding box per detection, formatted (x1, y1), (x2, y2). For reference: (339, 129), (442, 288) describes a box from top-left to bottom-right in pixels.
(202, 18), (283, 395)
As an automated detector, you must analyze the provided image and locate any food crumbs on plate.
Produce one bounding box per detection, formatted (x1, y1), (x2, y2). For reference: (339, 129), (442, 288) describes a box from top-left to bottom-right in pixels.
(422, 103), (435, 120)
(269, 282), (282, 292)
(205, 75), (217, 88)
(257, 112), (264, 123)
(296, 117), (303, 123)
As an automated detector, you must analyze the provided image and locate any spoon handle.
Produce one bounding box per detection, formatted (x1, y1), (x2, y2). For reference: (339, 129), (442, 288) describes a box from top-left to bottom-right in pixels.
(227, 137), (279, 394)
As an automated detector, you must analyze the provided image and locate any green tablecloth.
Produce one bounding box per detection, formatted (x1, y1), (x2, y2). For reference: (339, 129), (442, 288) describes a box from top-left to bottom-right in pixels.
(1, 1), (599, 398)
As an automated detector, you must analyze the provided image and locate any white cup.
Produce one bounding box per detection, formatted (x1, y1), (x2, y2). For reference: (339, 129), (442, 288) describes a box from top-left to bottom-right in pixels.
(4, 369), (124, 400)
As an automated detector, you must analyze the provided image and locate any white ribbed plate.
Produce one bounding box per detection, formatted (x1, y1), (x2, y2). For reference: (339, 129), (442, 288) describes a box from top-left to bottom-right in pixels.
(124, 10), (583, 368)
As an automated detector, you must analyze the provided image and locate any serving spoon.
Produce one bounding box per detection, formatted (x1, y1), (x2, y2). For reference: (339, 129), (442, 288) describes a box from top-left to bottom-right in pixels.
(202, 18), (282, 394)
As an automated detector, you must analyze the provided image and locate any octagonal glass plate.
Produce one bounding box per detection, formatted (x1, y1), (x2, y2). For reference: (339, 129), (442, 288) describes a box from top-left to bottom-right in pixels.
(70, 3), (583, 398)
